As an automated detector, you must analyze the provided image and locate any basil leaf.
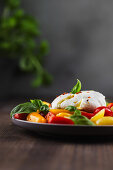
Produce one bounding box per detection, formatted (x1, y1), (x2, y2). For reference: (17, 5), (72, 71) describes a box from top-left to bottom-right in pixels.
(30, 99), (43, 109)
(31, 99), (49, 114)
(74, 109), (81, 116)
(65, 106), (77, 112)
(10, 99), (50, 118)
(70, 114), (95, 126)
(10, 102), (36, 118)
(65, 106), (81, 116)
(71, 79), (81, 94)
(40, 105), (49, 114)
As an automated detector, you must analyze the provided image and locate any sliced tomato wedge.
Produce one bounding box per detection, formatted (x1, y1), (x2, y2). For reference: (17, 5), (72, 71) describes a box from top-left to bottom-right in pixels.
(14, 113), (28, 120)
(45, 112), (74, 124)
(93, 106), (113, 116)
(81, 111), (94, 119)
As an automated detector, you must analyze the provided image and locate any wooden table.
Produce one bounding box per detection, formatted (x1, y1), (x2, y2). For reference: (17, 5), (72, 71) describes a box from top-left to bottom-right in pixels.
(1, 100), (113, 170)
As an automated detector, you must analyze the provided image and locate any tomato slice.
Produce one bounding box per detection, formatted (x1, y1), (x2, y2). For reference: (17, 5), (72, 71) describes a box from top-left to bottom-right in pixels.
(45, 112), (74, 124)
(14, 113), (28, 120)
(107, 103), (113, 111)
(48, 116), (74, 124)
(45, 112), (56, 123)
(81, 111), (94, 119)
(93, 106), (113, 116)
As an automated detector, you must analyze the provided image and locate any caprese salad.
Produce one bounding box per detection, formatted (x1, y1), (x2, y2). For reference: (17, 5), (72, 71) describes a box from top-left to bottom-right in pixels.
(10, 80), (113, 125)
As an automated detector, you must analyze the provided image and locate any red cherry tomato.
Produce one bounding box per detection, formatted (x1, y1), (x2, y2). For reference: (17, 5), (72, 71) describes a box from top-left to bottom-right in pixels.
(45, 112), (56, 123)
(81, 111), (94, 119)
(45, 112), (74, 124)
(14, 113), (28, 120)
(48, 116), (74, 124)
(93, 106), (113, 116)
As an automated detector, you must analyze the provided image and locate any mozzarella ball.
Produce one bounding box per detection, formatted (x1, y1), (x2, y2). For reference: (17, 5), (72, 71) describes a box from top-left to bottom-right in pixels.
(51, 91), (106, 112)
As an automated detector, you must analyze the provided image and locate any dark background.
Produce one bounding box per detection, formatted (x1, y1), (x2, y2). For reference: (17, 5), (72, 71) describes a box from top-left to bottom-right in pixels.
(0, 0), (113, 100)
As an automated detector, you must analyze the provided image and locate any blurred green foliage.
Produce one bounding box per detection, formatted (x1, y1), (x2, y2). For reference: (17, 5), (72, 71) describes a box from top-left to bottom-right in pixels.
(0, 0), (52, 87)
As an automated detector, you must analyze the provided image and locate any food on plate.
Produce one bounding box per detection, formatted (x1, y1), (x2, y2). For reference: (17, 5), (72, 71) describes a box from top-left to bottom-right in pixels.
(14, 113), (28, 120)
(51, 91), (106, 112)
(27, 112), (46, 123)
(93, 106), (113, 116)
(10, 79), (113, 125)
(46, 112), (75, 124)
(90, 109), (105, 124)
(96, 117), (113, 125)
(107, 103), (113, 111)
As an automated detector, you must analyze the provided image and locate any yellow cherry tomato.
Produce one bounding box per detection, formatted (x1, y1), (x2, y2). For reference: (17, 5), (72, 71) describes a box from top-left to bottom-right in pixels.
(43, 101), (51, 107)
(56, 112), (72, 118)
(49, 109), (73, 115)
(91, 109), (105, 123)
(27, 112), (46, 123)
(107, 103), (113, 111)
(96, 116), (113, 125)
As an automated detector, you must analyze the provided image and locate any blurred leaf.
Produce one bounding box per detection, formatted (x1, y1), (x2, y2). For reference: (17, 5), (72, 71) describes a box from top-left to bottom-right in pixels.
(37, 41), (49, 63)
(26, 38), (36, 49)
(6, 0), (20, 9)
(1, 17), (17, 29)
(19, 56), (34, 71)
(20, 19), (40, 36)
(39, 40), (50, 56)
(8, 17), (17, 27)
(42, 71), (53, 85)
(15, 37), (25, 45)
(32, 74), (43, 87)
(0, 42), (11, 49)
(0, 0), (52, 88)
(14, 9), (24, 18)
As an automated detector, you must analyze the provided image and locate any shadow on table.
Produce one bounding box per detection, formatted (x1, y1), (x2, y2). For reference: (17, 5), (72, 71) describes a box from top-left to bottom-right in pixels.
(21, 129), (113, 144)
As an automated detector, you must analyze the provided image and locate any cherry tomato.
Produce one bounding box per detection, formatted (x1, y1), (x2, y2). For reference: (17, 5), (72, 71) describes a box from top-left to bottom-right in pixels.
(45, 112), (56, 123)
(107, 103), (113, 111)
(27, 112), (46, 123)
(45, 112), (74, 124)
(48, 116), (74, 124)
(81, 111), (94, 119)
(50, 117), (74, 124)
(93, 106), (113, 116)
(14, 113), (28, 120)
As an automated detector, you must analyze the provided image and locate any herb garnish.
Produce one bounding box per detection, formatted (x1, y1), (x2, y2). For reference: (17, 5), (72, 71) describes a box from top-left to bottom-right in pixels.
(0, 0), (52, 87)
(71, 79), (81, 94)
(65, 106), (77, 112)
(10, 99), (49, 118)
(65, 106), (95, 126)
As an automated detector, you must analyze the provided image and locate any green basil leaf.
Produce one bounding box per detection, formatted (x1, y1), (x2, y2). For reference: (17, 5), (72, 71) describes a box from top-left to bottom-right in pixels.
(65, 106), (77, 112)
(30, 99), (49, 114)
(40, 105), (49, 114)
(71, 79), (81, 94)
(30, 99), (43, 109)
(10, 99), (50, 118)
(74, 109), (81, 116)
(70, 115), (95, 126)
(10, 102), (36, 118)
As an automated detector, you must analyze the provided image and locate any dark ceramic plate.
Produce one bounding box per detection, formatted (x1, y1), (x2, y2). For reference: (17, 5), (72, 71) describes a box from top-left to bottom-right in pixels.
(11, 117), (113, 136)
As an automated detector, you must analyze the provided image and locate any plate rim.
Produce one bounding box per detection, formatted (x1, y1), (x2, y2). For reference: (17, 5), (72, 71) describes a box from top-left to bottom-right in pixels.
(11, 117), (113, 128)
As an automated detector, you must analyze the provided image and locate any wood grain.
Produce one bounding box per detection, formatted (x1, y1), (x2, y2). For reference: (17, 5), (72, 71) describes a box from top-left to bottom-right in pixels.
(0, 100), (113, 170)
